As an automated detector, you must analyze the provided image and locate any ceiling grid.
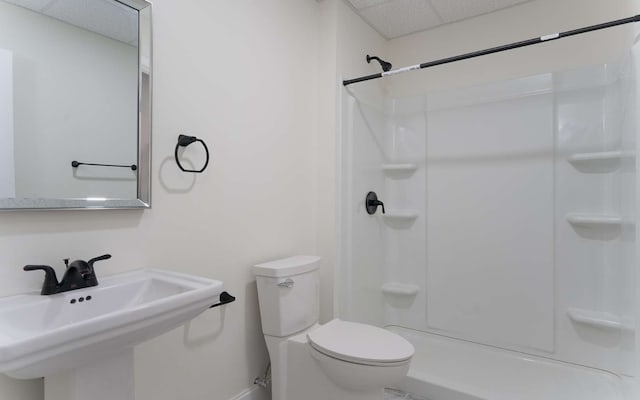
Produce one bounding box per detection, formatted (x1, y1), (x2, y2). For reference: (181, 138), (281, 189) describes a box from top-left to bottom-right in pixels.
(2, 0), (138, 45)
(347, 0), (533, 39)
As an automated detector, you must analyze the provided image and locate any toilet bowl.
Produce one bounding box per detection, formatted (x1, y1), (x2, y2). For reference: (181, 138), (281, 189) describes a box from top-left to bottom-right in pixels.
(253, 256), (414, 400)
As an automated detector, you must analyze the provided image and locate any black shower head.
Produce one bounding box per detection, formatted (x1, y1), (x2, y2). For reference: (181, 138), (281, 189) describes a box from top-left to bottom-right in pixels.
(366, 55), (392, 72)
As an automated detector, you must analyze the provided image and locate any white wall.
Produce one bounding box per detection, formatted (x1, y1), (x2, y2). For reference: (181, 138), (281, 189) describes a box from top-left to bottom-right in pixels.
(316, 0), (339, 323)
(333, 0), (390, 323)
(316, 0), (389, 321)
(0, 2), (138, 199)
(425, 79), (555, 353)
(634, 29), (640, 397)
(0, 47), (15, 198)
(0, 1), (323, 400)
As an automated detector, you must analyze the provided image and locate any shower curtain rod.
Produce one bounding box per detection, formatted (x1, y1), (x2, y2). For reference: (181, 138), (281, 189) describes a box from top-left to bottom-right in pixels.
(343, 14), (640, 86)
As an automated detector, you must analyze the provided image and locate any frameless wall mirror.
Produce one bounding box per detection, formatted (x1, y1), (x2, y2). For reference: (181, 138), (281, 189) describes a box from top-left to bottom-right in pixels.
(0, 0), (151, 210)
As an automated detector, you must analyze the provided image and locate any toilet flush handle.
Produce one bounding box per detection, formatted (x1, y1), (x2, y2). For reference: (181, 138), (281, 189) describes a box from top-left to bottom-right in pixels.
(277, 278), (295, 288)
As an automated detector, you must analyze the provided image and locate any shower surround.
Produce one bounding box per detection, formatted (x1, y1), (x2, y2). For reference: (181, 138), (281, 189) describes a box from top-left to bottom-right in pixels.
(339, 57), (637, 399)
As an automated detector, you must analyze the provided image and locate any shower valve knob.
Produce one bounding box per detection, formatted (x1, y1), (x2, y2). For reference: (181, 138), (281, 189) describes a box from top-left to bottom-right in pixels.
(365, 191), (385, 215)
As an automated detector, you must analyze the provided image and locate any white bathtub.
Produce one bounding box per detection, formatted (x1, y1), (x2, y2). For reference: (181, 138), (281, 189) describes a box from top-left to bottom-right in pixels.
(387, 326), (634, 400)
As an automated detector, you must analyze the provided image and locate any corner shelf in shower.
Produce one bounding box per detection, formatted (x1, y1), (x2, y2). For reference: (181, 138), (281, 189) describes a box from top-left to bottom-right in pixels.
(567, 151), (635, 173)
(383, 210), (419, 219)
(567, 150), (635, 163)
(383, 211), (419, 221)
(381, 282), (420, 297)
(382, 211), (419, 228)
(381, 163), (418, 179)
(567, 308), (634, 333)
(566, 213), (635, 227)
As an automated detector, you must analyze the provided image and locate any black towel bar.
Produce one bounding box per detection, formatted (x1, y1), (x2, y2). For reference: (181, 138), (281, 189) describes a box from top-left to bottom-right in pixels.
(72, 161), (137, 171)
(209, 291), (236, 308)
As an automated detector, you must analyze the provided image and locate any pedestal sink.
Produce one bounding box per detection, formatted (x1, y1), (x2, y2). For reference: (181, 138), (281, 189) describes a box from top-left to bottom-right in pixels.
(0, 269), (224, 400)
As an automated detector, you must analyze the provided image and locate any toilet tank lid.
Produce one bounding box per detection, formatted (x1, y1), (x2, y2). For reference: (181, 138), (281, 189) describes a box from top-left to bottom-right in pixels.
(252, 255), (321, 278)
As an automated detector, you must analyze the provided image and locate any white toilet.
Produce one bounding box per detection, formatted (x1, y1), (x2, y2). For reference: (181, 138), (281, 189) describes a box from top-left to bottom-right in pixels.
(253, 255), (414, 400)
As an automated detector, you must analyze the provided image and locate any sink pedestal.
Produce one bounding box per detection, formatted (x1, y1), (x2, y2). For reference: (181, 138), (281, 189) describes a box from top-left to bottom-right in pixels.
(44, 348), (134, 400)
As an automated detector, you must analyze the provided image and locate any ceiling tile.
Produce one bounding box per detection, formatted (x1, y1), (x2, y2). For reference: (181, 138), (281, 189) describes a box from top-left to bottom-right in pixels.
(359, 0), (442, 39)
(348, 0), (388, 10)
(44, 0), (138, 45)
(3, 0), (138, 45)
(428, 0), (530, 23)
(1, 0), (55, 12)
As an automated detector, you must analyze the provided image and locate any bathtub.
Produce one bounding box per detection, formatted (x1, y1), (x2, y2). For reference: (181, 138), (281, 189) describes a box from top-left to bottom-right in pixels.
(387, 326), (634, 400)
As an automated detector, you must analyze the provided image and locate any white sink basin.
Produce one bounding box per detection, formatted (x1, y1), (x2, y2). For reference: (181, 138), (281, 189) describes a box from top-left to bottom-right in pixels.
(0, 268), (223, 379)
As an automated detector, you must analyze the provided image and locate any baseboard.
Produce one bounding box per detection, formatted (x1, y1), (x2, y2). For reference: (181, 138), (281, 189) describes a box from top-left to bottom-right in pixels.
(228, 386), (270, 400)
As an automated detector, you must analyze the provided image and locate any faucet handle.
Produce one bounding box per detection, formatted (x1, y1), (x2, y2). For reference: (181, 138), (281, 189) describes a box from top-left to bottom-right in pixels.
(88, 254), (111, 268)
(24, 265), (55, 273)
(365, 191), (386, 215)
(23, 265), (59, 295)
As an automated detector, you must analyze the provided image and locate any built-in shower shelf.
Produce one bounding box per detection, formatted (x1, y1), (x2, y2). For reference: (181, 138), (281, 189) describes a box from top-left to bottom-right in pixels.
(567, 308), (634, 333)
(381, 282), (420, 296)
(383, 211), (419, 221)
(567, 150), (635, 163)
(382, 211), (419, 228)
(381, 163), (418, 179)
(566, 214), (635, 226)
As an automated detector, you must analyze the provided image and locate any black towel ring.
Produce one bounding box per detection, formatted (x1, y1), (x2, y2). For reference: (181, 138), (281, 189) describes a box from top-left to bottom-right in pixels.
(175, 134), (210, 173)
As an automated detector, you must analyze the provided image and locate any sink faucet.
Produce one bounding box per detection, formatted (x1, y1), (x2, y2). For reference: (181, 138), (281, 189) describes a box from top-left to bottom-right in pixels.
(23, 254), (111, 295)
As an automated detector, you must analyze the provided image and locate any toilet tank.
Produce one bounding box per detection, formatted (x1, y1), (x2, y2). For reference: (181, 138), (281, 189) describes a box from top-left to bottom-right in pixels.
(252, 256), (320, 337)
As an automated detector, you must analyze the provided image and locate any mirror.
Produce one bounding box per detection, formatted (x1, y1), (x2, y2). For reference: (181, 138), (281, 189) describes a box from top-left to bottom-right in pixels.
(0, 0), (151, 210)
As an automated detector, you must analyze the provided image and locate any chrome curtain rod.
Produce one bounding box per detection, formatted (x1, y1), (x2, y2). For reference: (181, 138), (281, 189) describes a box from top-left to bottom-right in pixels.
(343, 15), (640, 87)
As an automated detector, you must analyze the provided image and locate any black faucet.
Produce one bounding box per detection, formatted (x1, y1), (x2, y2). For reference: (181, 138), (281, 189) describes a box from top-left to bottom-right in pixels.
(23, 254), (111, 295)
(365, 191), (386, 215)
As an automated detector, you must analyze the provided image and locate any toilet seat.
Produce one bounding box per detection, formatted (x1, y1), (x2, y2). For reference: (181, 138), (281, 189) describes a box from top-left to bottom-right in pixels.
(307, 319), (414, 367)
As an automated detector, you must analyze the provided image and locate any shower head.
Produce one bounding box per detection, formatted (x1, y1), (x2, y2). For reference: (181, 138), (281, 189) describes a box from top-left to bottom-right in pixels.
(366, 55), (392, 72)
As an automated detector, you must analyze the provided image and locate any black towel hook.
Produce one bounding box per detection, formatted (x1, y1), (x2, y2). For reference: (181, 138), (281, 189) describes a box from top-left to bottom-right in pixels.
(175, 134), (210, 173)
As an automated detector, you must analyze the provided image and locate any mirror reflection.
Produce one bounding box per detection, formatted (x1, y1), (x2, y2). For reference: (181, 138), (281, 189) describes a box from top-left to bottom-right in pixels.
(0, 0), (150, 208)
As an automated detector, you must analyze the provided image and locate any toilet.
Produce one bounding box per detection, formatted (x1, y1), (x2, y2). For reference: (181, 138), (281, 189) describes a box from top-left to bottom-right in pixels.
(253, 256), (414, 400)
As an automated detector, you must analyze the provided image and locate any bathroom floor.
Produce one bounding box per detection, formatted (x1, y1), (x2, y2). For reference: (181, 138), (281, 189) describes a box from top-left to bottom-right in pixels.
(385, 388), (429, 400)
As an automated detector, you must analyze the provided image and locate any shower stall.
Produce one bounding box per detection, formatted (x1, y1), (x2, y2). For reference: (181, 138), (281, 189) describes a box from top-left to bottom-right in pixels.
(338, 24), (639, 400)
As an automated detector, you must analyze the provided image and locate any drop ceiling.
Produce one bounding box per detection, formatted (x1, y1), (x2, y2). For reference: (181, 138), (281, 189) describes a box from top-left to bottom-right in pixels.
(2, 0), (138, 46)
(347, 0), (534, 39)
